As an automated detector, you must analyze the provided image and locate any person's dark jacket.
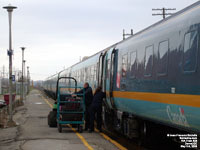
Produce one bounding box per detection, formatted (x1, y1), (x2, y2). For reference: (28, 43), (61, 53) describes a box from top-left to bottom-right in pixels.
(76, 86), (93, 107)
(91, 91), (106, 107)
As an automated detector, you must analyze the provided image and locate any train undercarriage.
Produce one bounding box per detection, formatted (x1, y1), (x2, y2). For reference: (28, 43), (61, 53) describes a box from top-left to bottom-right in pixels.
(102, 102), (200, 149)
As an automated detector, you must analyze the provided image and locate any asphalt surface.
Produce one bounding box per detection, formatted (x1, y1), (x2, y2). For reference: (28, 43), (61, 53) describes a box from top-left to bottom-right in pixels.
(0, 89), (122, 150)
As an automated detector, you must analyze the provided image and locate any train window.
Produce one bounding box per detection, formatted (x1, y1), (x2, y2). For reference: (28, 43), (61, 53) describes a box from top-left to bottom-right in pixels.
(130, 51), (137, 78)
(74, 71), (76, 78)
(107, 59), (110, 78)
(72, 72), (74, 78)
(144, 45), (153, 76)
(158, 40), (169, 75)
(81, 69), (84, 82)
(94, 65), (97, 81)
(91, 66), (94, 82)
(79, 70), (81, 82)
(183, 30), (198, 72)
(86, 67), (89, 81)
(122, 54), (128, 77)
(84, 68), (87, 82)
(88, 67), (90, 81)
(77, 70), (79, 82)
(96, 63), (99, 81)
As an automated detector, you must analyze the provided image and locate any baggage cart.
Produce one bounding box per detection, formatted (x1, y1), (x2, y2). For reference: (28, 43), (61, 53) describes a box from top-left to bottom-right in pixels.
(56, 77), (85, 133)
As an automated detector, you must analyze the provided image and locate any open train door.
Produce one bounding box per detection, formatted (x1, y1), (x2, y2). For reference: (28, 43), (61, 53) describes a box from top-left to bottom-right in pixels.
(97, 52), (106, 88)
(102, 48), (118, 108)
(102, 47), (118, 129)
(109, 48), (118, 109)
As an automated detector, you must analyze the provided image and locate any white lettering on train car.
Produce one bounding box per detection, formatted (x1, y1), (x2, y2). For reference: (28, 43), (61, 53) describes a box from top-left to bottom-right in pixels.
(166, 105), (189, 127)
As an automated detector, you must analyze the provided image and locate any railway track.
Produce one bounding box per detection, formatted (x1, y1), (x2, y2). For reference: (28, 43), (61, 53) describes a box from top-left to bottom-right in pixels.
(100, 126), (147, 150)
(101, 121), (199, 150)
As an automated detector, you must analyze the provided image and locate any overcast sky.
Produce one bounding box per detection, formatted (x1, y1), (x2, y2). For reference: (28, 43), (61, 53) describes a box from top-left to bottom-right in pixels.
(0, 0), (198, 80)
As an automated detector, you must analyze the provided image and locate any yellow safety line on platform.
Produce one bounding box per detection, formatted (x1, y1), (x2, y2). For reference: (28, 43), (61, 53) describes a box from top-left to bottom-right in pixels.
(69, 125), (94, 150)
(42, 96), (53, 108)
(41, 94), (94, 150)
(95, 129), (127, 150)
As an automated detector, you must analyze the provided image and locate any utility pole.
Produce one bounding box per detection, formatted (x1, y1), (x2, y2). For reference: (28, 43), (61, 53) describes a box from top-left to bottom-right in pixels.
(152, 8), (176, 19)
(3, 4), (17, 125)
(123, 29), (133, 40)
(21, 47), (25, 101)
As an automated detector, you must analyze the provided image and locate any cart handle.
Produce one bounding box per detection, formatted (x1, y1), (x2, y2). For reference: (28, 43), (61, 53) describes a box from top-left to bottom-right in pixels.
(56, 77), (77, 100)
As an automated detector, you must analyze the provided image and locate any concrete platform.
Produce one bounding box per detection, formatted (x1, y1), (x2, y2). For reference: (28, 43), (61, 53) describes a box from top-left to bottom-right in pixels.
(0, 89), (121, 150)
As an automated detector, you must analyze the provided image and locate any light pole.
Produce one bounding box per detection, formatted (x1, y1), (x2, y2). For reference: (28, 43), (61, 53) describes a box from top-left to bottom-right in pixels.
(21, 47), (25, 101)
(23, 60), (26, 99)
(3, 4), (17, 125)
(24, 60), (26, 81)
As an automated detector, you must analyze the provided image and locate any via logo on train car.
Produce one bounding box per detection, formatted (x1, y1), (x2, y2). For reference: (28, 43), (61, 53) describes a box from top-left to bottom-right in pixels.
(166, 105), (190, 127)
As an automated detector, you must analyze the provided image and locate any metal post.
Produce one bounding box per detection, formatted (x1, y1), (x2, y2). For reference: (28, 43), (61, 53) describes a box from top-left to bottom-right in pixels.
(152, 8), (176, 19)
(123, 29), (125, 40)
(3, 5), (17, 124)
(24, 60), (26, 81)
(27, 66), (29, 93)
(23, 60), (26, 99)
(131, 29), (133, 35)
(162, 8), (166, 19)
(21, 47), (25, 101)
(123, 29), (133, 40)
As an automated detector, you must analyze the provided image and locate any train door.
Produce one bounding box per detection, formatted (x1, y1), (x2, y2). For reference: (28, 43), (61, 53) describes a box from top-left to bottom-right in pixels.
(102, 48), (118, 109)
(97, 53), (104, 87)
(110, 49), (118, 108)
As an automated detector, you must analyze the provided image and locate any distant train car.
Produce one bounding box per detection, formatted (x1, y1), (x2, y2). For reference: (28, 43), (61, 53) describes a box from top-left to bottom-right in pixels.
(43, 72), (62, 100)
(43, 50), (106, 99)
(43, 1), (200, 141)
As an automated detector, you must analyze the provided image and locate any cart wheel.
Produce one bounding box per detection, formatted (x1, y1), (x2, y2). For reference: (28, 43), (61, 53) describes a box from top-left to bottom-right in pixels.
(78, 125), (83, 133)
(58, 123), (62, 133)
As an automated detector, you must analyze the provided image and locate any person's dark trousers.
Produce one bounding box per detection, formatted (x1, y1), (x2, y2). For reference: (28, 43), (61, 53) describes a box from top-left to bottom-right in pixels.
(90, 105), (102, 131)
(96, 106), (102, 131)
(89, 106), (95, 131)
(85, 106), (90, 130)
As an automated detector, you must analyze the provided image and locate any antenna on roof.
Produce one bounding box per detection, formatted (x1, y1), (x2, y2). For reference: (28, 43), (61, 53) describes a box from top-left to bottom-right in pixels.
(152, 7), (176, 19)
(123, 29), (133, 40)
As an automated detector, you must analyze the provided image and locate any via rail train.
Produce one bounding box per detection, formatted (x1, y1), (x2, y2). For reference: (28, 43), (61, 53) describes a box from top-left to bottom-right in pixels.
(43, 1), (200, 141)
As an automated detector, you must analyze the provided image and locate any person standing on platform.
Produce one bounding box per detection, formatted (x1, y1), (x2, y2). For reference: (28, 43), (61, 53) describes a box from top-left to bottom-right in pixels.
(73, 82), (93, 131)
(89, 86), (106, 132)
